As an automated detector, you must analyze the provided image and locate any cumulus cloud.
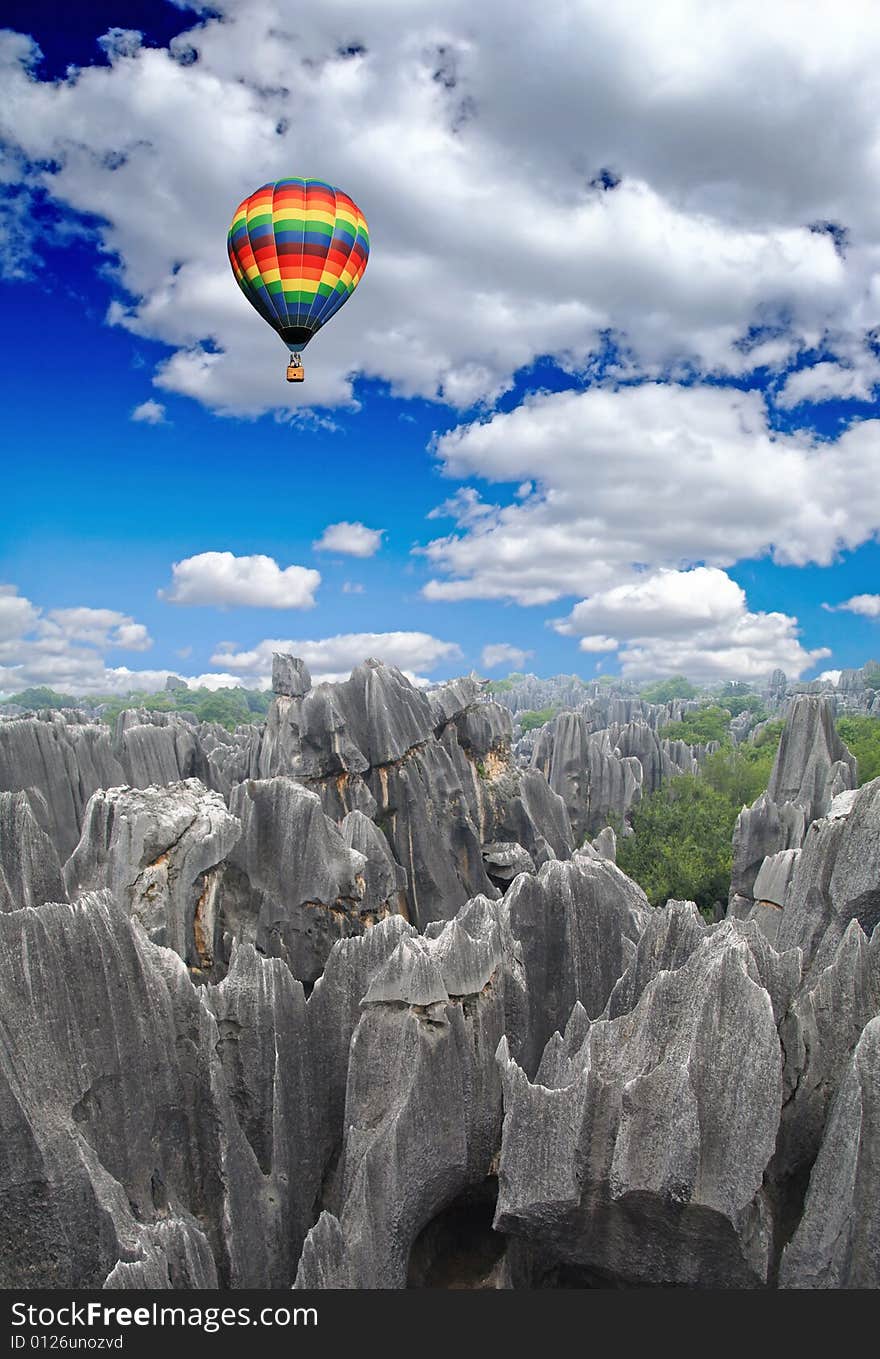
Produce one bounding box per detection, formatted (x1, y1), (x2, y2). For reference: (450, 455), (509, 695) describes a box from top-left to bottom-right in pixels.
(41, 607), (154, 651)
(577, 635), (619, 653)
(97, 29), (144, 61)
(0, 585), (40, 642)
(555, 567), (745, 640)
(0, 586), (167, 695)
(313, 522), (385, 558)
(131, 399), (167, 424)
(2, 3), (878, 413)
(421, 384), (880, 604)
(428, 488), (495, 527)
(480, 642), (533, 670)
(824, 593), (880, 617)
(555, 567), (828, 681)
(160, 552), (321, 608)
(60, 667), (251, 696)
(211, 631), (462, 683)
(777, 358), (880, 408)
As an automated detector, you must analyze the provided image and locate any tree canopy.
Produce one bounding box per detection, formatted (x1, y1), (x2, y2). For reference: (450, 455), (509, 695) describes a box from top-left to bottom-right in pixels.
(837, 714), (880, 785)
(615, 730), (782, 912)
(518, 706), (559, 732)
(638, 676), (698, 703)
(660, 705), (732, 745)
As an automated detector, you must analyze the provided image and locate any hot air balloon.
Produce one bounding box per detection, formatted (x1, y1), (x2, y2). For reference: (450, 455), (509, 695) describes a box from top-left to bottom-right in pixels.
(227, 178), (369, 383)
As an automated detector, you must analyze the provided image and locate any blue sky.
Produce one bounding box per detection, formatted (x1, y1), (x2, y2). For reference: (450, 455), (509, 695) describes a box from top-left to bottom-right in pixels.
(2, 0), (880, 694)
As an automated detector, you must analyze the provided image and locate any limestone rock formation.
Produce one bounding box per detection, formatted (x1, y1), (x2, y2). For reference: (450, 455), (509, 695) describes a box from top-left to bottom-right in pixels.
(501, 857), (649, 1076)
(223, 777), (378, 985)
(0, 657), (878, 1292)
(530, 711), (644, 842)
(64, 779), (241, 973)
(776, 777), (880, 968)
(0, 714), (125, 859)
(296, 901), (508, 1288)
(728, 696), (856, 927)
(482, 841), (536, 887)
(0, 891), (305, 1288)
(272, 652), (311, 698)
(744, 847), (801, 942)
(112, 709), (210, 790)
(341, 809), (408, 914)
(730, 793), (806, 915)
(781, 1015), (880, 1288)
(591, 826), (617, 861)
(775, 918), (880, 1190)
(767, 695), (856, 823)
(495, 924), (786, 1287)
(0, 789), (67, 912)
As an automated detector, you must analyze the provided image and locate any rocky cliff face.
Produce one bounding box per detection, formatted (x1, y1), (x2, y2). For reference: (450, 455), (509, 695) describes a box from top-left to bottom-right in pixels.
(0, 656), (878, 1289)
(529, 708), (705, 842)
(64, 779), (240, 970)
(729, 695), (857, 926)
(0, 789), (67, 912)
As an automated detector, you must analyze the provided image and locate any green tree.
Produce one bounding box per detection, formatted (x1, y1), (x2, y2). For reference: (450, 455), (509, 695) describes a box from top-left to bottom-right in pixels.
(519, 706), (559, 732)
(639, 676), (698, 703)
(616, 775), (735, 912)
(722, 694), (767, 718)
(197, 690), (251, 730)
(615, 726), (783, 913)
(701, 739), (780, 806)
(837, 714), (880, 785)
(660, 705), (732, 745)
(244, 688), (272, 714)
(2, 686), (79, 710)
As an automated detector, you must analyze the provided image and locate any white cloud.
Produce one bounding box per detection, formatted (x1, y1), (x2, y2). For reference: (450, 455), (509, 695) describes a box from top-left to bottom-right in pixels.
(555, 567), (745, 640)
(0, 585), (40, 642)
(819, 669), (842, 684)
(825, 593), (880, 617)
(42, 607), (154, 651)
(480, 642), (533, 670)
(313, 522), (385, 558)
(160, 551), (321, 608)
(556, 567), (828, 681)
(97, 29), (144, 61)
(342, 581), (365, 594)
(777, 358), (880, 408)
(577, 635), (619, 653)
(421, 384), (880, 604)
(0, 587), (170, 695)
(131, 399), (167, 424)
(111, 622), (153, 651)
(428, 487), (495, 527)
(2, 4), (879, 413)
(68, 668), (254, 696)
(211, 630), (462, 683)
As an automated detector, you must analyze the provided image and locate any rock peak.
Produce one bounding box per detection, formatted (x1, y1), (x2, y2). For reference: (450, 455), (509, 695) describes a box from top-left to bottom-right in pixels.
(272, 653), (312, 697)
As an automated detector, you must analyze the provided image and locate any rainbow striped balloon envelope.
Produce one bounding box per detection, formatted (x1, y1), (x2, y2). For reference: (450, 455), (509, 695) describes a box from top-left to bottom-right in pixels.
(227, 178), (369, 352)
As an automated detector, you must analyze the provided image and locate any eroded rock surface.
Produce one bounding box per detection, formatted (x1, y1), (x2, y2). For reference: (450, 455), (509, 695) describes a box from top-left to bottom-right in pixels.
(495, 925), (785, 1287)
(0, 789), (67, 912)
(64, 779), (241, 972)
(0, 657), (877, 1292)
(781, 1016), (880, 1288)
